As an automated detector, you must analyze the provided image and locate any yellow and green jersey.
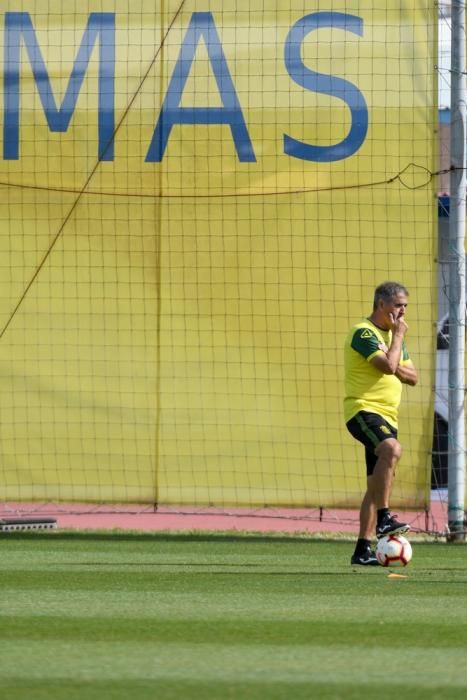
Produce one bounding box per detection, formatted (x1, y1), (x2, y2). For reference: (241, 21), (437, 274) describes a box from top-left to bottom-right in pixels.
(343, 319), (412, 428)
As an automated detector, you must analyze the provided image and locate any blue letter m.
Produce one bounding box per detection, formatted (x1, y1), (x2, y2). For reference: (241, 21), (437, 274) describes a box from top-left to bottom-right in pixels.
(3, 12), (115, 161)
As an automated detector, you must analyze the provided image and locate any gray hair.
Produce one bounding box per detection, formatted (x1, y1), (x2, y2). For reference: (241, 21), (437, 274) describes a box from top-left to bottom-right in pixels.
(373, 281), (409, 310)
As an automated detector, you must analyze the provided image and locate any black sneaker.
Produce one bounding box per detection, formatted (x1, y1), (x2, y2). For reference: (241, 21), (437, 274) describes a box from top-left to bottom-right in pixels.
(350, 549), (379, 566)
(376, 513), (410, 539)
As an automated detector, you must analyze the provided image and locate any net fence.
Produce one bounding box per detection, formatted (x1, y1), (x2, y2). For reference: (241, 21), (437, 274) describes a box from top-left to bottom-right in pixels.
(0, 1), (441, 527)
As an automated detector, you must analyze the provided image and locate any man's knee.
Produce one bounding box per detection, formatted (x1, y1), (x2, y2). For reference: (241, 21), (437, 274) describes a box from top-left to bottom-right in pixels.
(375, 438), (402, 463)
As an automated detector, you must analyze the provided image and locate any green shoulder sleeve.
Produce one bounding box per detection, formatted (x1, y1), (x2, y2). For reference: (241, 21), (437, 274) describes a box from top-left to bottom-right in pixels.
(402, 340), (410, 362)
(350, 327), (381, 359)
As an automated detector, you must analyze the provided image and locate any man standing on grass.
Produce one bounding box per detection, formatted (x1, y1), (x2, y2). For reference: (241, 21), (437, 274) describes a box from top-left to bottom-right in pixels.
(344, 281), (418, 566)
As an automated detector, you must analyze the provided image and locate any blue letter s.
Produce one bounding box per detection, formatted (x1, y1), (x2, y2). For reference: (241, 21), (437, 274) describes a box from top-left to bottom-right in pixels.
(284, 12), (368, 162)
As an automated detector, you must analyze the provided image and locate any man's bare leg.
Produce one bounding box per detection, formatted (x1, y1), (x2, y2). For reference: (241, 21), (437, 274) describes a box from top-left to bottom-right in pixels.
(358, 486), (376, 540)
(358, 438), (402, 539)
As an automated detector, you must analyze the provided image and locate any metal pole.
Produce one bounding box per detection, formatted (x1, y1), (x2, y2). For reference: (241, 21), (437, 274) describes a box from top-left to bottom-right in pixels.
(447, 0), (466, 541)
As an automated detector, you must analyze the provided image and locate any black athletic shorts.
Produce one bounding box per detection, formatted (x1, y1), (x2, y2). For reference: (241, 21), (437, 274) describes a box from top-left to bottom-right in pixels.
(346, 411), (398, 476)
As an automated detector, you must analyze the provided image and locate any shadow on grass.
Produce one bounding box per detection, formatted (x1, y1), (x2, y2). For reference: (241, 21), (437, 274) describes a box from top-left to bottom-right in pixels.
(0, 530), (355, 545)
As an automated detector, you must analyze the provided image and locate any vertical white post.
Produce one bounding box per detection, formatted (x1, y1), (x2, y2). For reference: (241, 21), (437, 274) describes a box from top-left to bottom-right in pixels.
(448, 0), (466, 541)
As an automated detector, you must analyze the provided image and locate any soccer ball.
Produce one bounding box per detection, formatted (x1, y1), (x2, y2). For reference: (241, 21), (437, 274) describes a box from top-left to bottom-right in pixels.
(376, 534), (412, 567)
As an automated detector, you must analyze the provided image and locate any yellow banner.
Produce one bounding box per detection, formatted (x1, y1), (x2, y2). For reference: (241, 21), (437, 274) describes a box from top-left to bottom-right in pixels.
(0, 1), (436, 507)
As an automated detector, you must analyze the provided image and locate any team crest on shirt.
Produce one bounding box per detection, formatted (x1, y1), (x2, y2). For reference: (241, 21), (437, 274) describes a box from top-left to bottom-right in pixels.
(360, 329), (374, 339)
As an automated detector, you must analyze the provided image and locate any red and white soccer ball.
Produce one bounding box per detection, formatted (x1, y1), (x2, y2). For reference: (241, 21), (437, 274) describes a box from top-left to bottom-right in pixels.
(376, 534), (412, 567)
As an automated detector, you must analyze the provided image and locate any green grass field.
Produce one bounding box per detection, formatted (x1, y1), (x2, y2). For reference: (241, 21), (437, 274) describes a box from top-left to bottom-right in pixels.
(1, 531), (466, 700)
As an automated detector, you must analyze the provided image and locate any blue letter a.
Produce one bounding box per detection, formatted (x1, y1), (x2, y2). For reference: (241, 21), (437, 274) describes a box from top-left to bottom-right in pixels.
(146, 12), (255, 162)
